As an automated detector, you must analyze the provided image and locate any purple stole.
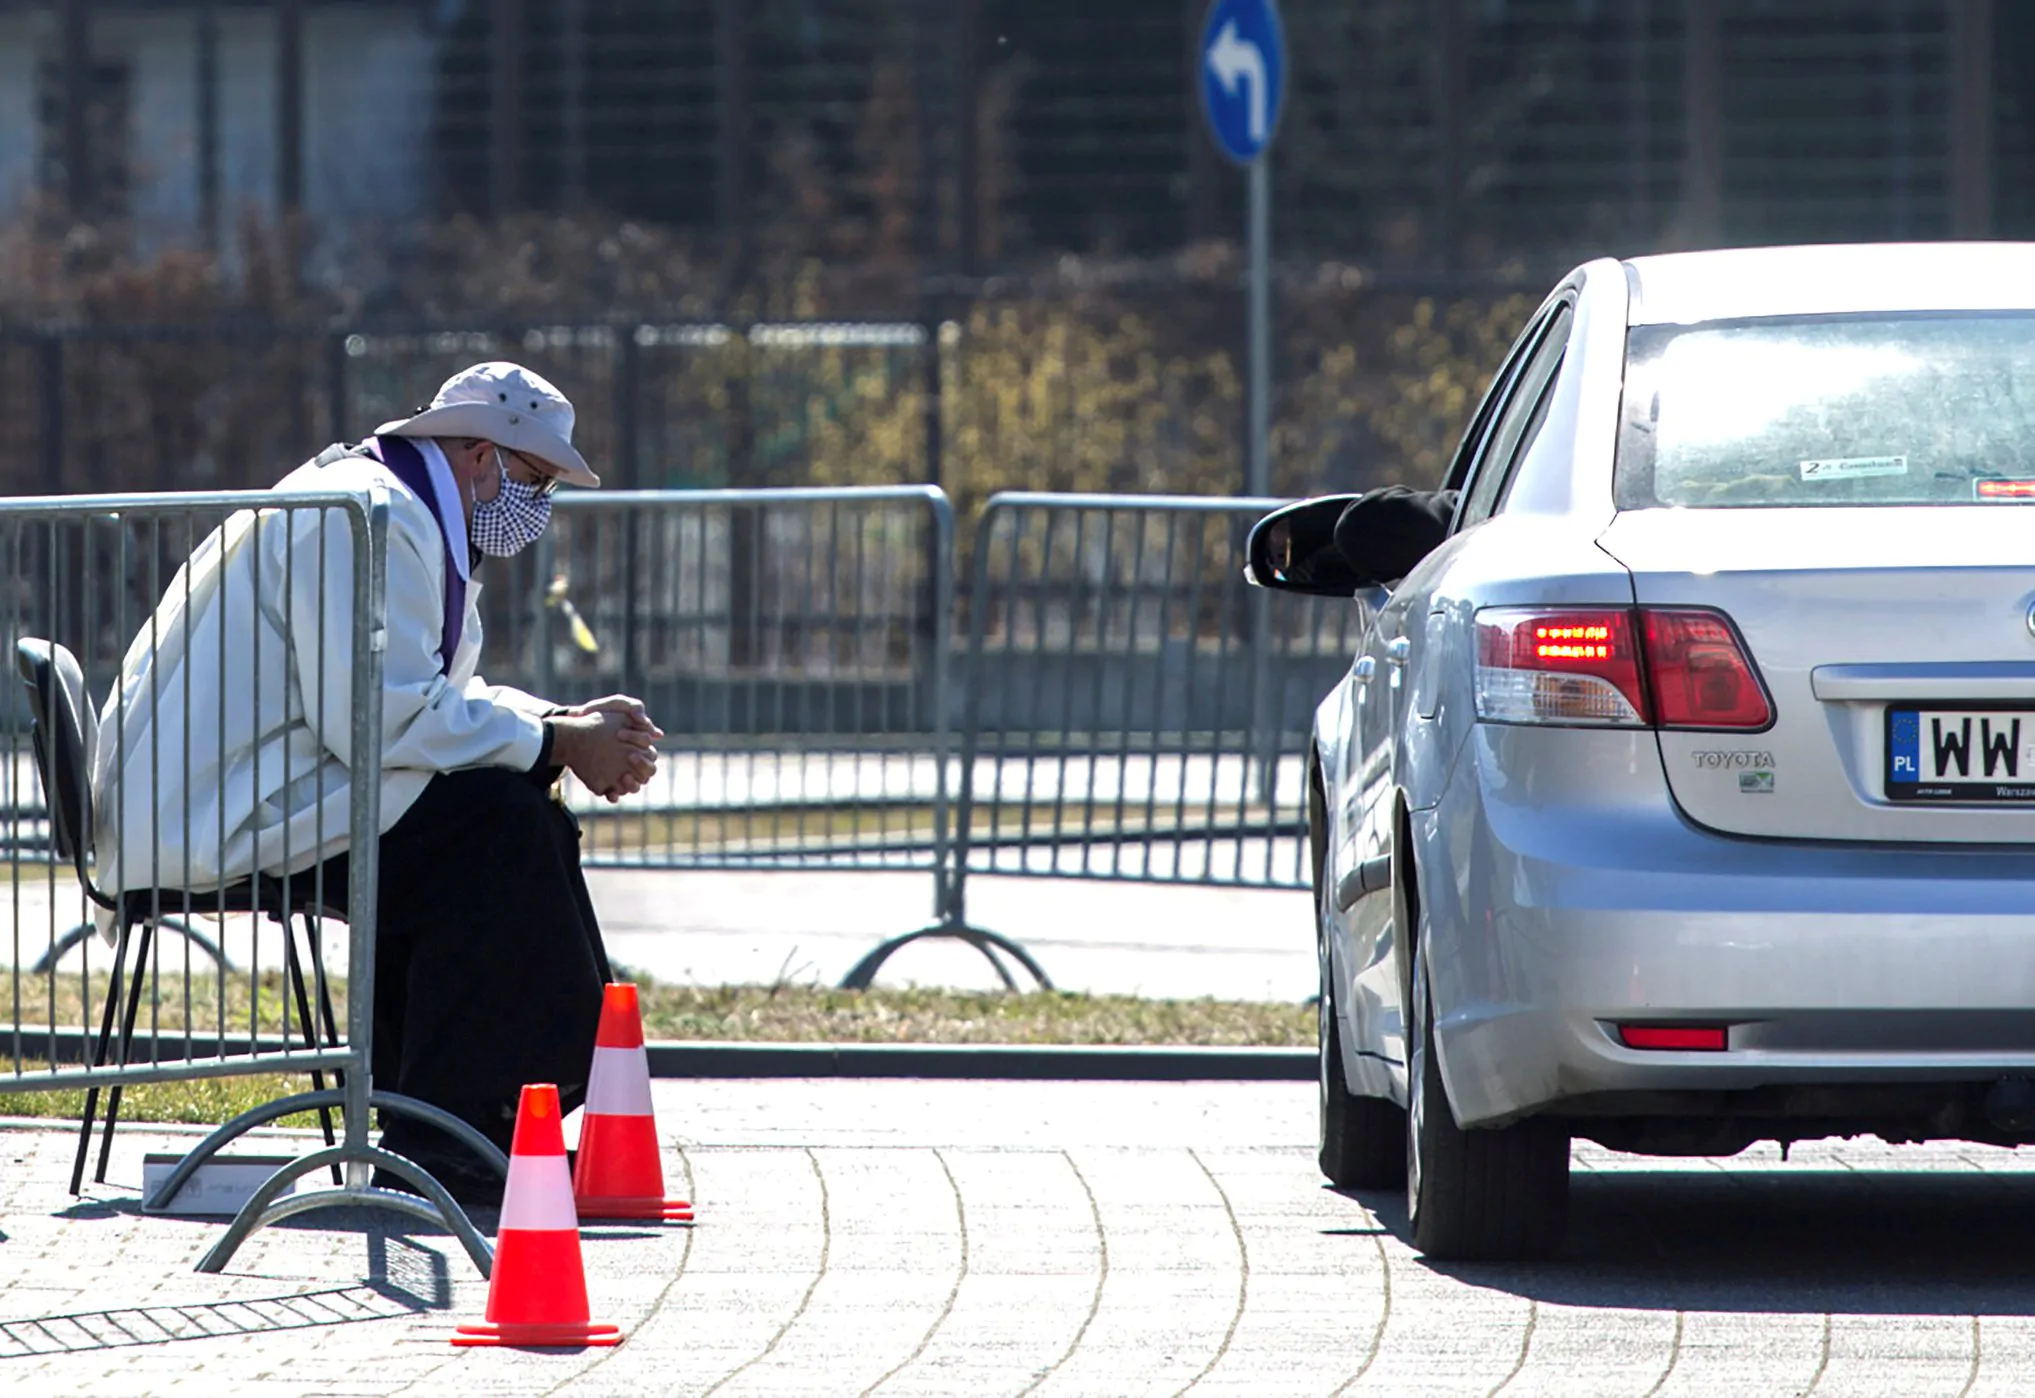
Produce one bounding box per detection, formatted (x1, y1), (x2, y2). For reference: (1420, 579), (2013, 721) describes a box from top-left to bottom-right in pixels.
(364, 435), (466, 673)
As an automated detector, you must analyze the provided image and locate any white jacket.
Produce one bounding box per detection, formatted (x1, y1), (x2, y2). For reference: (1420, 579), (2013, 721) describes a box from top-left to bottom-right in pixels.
(91, 450), (551, 903)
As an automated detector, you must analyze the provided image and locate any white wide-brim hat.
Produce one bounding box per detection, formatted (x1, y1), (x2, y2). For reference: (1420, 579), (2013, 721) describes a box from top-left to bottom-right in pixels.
(374, 361), (599, 488)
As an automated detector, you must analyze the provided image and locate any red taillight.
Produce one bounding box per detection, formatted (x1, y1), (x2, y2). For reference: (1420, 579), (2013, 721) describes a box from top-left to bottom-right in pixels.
(1474, 605), (1771, 731)
(1474, 608), (1649, 726)
(1619, 1024), (1728, 1051)
(1642, 609), (1772, 730)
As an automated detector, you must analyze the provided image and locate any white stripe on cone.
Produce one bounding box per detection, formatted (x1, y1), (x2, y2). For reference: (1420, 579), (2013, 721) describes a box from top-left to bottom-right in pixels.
(584, 1044), (655, 1117)
(499, 1153), (580, 1231)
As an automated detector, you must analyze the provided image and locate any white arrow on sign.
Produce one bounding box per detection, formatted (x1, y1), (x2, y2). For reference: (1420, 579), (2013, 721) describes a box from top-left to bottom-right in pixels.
(1207, 19), (1268, 144)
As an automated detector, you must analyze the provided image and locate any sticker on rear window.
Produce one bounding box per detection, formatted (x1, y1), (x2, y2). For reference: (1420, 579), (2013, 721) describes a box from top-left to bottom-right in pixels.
(1798, 455), (1908, 481)
(1974, 478), (2035, 502)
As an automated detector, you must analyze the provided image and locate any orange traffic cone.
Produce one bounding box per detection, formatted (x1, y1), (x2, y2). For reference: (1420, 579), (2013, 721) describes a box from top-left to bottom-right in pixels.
(573, 983), (695, 1223)
(452, 1083), (622, 1348)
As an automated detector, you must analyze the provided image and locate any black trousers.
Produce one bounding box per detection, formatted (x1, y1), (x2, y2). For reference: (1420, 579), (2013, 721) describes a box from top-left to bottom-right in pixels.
(320, 766), (612, 1166)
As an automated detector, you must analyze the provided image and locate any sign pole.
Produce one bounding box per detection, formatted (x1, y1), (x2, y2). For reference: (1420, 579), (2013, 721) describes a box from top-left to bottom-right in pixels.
(1199, 0), (1284, 498)
(1199, 0), (1287, 791)
(1246, 151), (1277, 805)
(1246, 152), (1270, 500)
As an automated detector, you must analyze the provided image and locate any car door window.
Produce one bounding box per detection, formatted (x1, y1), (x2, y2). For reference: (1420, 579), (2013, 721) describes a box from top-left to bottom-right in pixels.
(1454, 303), (1573, 533)
(1492, 373), (1560, 516)
(1440, 305), (1557, 496)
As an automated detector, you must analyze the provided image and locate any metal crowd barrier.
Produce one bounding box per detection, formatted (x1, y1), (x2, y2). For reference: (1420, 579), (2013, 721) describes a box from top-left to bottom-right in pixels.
(842, 492), (1357, 989)
(481, 486), (957, 883)
(0, 490), (500, 1278)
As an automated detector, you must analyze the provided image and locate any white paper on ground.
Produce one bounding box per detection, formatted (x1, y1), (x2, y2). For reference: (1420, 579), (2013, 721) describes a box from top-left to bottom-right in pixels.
(141, 1153), (299, 1216)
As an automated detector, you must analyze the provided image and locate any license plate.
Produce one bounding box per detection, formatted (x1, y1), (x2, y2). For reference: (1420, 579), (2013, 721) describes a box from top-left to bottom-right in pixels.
(1886, 706), (2035, 802)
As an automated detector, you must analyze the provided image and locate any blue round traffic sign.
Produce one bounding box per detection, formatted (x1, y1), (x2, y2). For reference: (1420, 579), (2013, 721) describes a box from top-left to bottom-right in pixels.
(1199, 0), (1286, 165)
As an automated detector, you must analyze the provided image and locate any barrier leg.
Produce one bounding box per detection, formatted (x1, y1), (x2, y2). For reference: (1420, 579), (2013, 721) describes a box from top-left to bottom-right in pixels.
(840, 859), (1053, 991)
(197, 1138), (494, 1279)
(146, 1087), (508, 1279)
(839, 922), (1052, 992)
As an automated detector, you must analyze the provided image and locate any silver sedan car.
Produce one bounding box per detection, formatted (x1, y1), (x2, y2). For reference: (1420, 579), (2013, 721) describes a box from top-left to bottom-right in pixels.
(1249, 243), (2035, 1260)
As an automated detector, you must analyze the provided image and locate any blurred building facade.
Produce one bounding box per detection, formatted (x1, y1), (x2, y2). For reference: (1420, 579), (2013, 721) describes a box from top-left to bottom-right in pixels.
(1, 0), (2019, 278)
(0, 1), (2022, 503)
(0, 2), (437, 247)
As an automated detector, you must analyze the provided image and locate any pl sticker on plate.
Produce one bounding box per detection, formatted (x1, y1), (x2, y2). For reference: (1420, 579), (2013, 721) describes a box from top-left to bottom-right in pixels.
(1798, 455), (1907, 482)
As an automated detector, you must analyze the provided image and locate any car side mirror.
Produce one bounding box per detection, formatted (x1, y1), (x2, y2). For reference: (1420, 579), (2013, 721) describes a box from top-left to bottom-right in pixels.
(1245, 494), (1367, 597)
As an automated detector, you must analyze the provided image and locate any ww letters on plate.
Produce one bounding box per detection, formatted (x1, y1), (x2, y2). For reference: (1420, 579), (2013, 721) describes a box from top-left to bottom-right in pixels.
(1886, 706), (2035, 802)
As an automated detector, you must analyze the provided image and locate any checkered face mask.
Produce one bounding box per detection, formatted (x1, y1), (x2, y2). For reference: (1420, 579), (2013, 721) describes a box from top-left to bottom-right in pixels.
(471, 451), (554, 557)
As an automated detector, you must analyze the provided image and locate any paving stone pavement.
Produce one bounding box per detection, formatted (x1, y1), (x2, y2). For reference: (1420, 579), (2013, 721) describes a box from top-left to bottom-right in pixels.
(6, 1080), (2035, 1396)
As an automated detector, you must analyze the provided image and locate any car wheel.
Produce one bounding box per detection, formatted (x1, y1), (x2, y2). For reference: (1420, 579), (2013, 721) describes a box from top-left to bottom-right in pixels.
(1318, 925), (1407, 1189)
(1405, 936), (1569, 1259)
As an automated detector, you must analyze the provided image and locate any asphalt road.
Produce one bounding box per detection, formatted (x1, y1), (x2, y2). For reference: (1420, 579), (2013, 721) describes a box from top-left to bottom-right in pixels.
(6, 1080), (2035, 1395)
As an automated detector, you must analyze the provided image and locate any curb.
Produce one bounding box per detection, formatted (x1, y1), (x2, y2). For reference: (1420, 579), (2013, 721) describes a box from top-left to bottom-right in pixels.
(6, 1028), (1314, 1083)
(645, 1040), (1314, 1082)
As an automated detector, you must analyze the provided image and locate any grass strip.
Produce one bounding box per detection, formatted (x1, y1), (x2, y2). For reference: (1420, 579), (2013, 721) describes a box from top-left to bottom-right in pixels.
(3, 972), (1309, 1047)
(1, 968), (340, 1040)
(634, 982), (1310, 1046)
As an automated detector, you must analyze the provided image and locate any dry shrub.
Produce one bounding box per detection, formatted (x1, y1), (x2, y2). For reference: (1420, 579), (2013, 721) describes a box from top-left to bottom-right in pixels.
(938, 259), (1533, 528)
(0, 212), (1534, 507)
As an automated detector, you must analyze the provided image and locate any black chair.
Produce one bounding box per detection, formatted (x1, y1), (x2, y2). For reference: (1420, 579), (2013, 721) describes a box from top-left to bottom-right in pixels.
(15, 638), (344, 1194)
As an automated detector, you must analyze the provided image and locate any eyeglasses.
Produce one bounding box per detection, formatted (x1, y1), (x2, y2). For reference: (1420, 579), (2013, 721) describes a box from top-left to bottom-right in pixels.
(501, 448), (561, 498)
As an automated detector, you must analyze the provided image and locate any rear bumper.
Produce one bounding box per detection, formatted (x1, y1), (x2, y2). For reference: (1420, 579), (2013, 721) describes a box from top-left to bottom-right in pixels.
(1428, 726), (2035, 1127)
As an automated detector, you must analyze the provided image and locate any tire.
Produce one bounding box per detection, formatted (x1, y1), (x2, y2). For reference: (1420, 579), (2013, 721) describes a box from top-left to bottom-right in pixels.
(1405, 937), (1569, 1260)
(1318, 899), (1406, 1189)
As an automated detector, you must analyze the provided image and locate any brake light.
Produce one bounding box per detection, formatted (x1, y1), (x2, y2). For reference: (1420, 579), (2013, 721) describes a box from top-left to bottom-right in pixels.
(1642, 609), (1772, 730)
(1475, 605), (1771, 731)
(1475, 608), (1648, 726)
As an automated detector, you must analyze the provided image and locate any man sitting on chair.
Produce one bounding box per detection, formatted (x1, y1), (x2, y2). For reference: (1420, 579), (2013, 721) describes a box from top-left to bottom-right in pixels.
(92, 361), (661, 1200)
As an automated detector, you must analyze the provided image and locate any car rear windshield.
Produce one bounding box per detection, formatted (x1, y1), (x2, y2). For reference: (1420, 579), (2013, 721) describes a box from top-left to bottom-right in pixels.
(1616, 313), (2035, 508)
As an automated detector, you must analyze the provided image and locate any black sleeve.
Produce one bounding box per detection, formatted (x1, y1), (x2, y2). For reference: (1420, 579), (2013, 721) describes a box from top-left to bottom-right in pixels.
(1333, 486), (1460, 584)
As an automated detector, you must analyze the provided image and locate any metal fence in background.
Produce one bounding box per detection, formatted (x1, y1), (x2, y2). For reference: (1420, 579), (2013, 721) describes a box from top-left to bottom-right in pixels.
(480, 486), (1341, 989)
(842, 491), (1355, 989)
(1, 484), (1332, 1000)
(947, 494), (1352, 885)
(483, 486), (956, 879)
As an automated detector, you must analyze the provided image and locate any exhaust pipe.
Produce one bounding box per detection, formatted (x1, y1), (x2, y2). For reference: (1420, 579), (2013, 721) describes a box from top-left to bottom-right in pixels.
(1983, 1076), (2035, 1139)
